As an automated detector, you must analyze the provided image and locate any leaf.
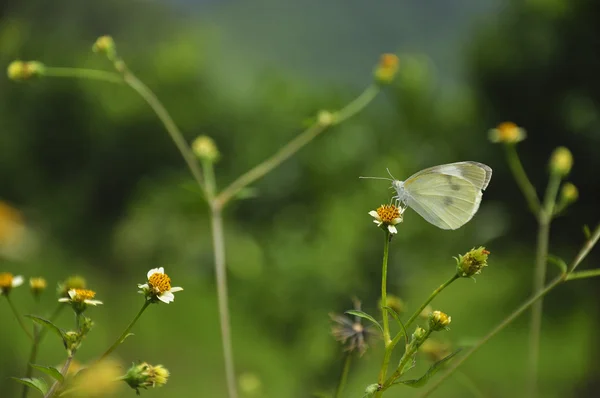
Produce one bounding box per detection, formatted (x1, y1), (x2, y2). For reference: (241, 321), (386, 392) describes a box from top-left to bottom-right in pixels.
(25, 315), (65, 340)
(234, 187), (259, 200)
(383, 306), (408, 346)
(393, 348), (463, 388)
(30, 364), (64, 383)
(118, 333), (135, 345)
(548, 254), (568, 274)
(11, 378), (48, 395)
(345, 310), (384, 335)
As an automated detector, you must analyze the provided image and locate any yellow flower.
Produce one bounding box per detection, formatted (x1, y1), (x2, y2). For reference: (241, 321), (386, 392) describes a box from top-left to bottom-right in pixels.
(429, 310), (451, 331)
(374, 53), (400, 84)
(549, 146), (573, 177)
(488, 122), (526, 144)
(138, 267), (183, 304)
(57, 275), (87, 298)
(369, 204), (404, 234)
(59, 289), (103, 313)
(29, 277), (47, 296)
(122, 362), (170, 394)
(0, 272), (24, 295)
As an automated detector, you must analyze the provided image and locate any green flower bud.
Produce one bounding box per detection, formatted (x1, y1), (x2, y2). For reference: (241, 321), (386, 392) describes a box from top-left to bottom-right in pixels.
(63, 331), (81, 354)
(92, 35), (117, 59)
(560, 182), (578, 203)
(122, 362), (170, 394)
(549, 147), (573, 177)
(364, 383), (380, 397)
(192, 135), (220, 163)
(316, 110), (335, 127)
(412, 326), (427, 342)
(29, 277), (47, 297)
(373, 53), (399, 85)
(456, 247), (490, 278)
(429, 310), (451, 332)
(7, 60), (45, 81)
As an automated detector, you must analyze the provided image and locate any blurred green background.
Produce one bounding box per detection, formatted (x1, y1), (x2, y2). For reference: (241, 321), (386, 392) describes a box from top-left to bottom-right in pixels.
(1, 0), (600, 397)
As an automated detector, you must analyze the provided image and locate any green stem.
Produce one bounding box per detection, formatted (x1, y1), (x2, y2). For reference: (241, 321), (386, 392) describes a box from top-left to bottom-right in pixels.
(405, 274), (459, 330)
(418, 224), (600, 397)
(566, 269), (600, 281)
(214, 84), (380, 208)
(43, 67), (123, 84)
(334, 353), (352, 398)
(98, 301), (150, 361)
(381, 231), (391, 345)
(527, 173), (561, 398)
(44, 355), (73, 398)
(504, 145), (541, 216)
(381, 329), (432, 391)
(5, 295), (34, 341)
(454, 371), (487, 398)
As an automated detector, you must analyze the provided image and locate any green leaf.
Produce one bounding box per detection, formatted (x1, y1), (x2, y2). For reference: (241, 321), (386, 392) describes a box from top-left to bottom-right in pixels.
(393, 348), (463, 388)
(548, 254), (568, 274)
(345, 310), (384, 335)
(383, 306), (408, 346)
(25, 315), (66, 340)
(11, 378), (48, 395)
(30, 364), (64, 383)
(118, 333), (135, 345)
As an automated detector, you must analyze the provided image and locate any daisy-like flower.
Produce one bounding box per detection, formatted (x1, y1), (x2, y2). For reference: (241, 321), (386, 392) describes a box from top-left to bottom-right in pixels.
(0, 272), (24, 296)
(369, 204), (404, 234)
(122, 362), (170, 394)
(59, 288), (103, 313)
(138, 267), (183, 304)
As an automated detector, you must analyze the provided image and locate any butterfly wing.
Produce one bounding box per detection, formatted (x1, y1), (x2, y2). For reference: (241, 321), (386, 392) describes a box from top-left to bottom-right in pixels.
(403, 163), (491, 230)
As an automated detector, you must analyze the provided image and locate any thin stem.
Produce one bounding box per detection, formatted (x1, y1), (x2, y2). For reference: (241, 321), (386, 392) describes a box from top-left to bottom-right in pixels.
(43, 67), (123, 84)
(5, 295), (34, 341)
(405, 274), (459, 330)
(566, 269), (600, 281)
(121, 72), (207, 198)
(381, 231), (392, 345)
(334, 353), (352, 398)
(454, 371), (487, 398)
(98, 301), (150, 361)
(214, 84), (380, 208)
(418, 224), (600, 397)
(381, 329), (432, 392)
(210, 206), (238, 398)
(527, 173), (561, 398)
(504, 145), (541, 216)
(44, 355), (73, 398)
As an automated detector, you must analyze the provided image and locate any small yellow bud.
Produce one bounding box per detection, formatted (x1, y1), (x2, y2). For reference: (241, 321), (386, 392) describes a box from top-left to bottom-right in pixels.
(192, 135), (220, 163)
(549, 146), (573, 177)
(488, 122), (526, 144)
(429, 310), (451, 332)
(412, 326), (428, 341)
(456, 247), (490, 278)
(560, 182), (578, 203)
(92, 35), (116, 59)
(374, 53), (399, 85)
(316, 110), (335, 127)
(123, 362), (170, 394)
(29, 277), (47, 296)
(7, 60), (45, 81)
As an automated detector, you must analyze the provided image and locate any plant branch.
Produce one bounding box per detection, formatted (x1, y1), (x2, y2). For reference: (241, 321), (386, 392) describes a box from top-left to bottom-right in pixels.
(98, 301), (150, 361)
(43, 67), (123, 84)
(334, 353), (352, 398)
(504, 145), (541, 216)
(5, 295), (34, 341)
(44, 355), (73, 398)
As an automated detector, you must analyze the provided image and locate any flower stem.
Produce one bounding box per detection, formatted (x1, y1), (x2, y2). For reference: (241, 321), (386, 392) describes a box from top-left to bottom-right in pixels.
(381, 329), (432, 391)
(43, 67), (123, 84)
(418, 223), (600, 397)
(334, 353), (352, 398)
(566, 268), (600, 281)
(98, 301), (151, 361)
(381, 231), (392, 345)
(4, 295), (33, 341)
(504, 145), (541, 216)
(404, 273), (459, 330)
(44, 355), (73, 398)
(214, 84), (380, 208)
(527, 172), (561, 398)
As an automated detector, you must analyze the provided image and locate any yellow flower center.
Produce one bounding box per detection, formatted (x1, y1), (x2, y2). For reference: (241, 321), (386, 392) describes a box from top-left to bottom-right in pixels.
(0, 272), (14, 288)
(376, 204), (401, 223)
(72, 288), (97, 302)
(148, 273), (172, 294)
(497, 121), (520, 141)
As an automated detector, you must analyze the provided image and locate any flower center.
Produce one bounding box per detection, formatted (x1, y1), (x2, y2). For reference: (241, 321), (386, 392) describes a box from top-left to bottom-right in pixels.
(497, 122), (519, 141)
(0, 272), (14, 288)
(352, 323), (364, 333)
(73, 288), (96, 302)
(376, 204), (401, 223)
(148, 273), (172, 294)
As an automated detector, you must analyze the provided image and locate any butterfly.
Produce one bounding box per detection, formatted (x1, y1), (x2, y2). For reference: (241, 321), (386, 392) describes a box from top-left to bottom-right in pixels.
(362, 161), (492, 230)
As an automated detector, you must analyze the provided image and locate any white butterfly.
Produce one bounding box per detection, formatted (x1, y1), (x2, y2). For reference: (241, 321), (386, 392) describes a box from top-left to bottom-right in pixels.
(363, 161), (492, 230)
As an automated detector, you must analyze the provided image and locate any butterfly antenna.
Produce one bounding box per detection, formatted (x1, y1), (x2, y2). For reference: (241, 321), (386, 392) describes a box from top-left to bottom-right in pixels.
(359, 176), (393, 181)
(386, 168), (397, 180)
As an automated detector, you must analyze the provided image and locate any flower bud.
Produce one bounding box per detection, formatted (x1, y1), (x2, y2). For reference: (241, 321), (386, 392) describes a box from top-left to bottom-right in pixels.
(29, 277), (47, 297)
(7, 60), (45, 81)
(429, 310), (451, 332)
(192, 135), (220, 163)
(92, 35), (116, 59)
(412, 326), (427, 342)
(316, 110), (335, 127)
(549, 147), (573, 177)
(364, 383), (380, 397)
(63, 331), (82, 354)
(560, 182), (578, 203)
(57, 275), (87, 298)
(456, 247), (490, 278)
(373, 53), (399, 85)
(488, 122), (526, 144)
(122, 362), (170, 394)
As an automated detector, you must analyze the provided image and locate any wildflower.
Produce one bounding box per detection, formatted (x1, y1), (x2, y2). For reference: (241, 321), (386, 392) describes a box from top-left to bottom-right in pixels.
(59, 289), (103, 313)
(330, 299), (374, 356)
(192, 135), (220, 163)
(429, 310), (451, 332)
(7, 60), (45, 81)
(456, 247), (490, 278)
(374, 53), (399, 85)
(138, 267), (183, 304)
(29, 277), (47, 297)
(560, 182), (578, 203)
(92, 35), (116, 58)
(549, 147), (573, 177)
(122, 362), (170, 394)
(57, 275), (87, 298)
(369, 204), (404, 235)
(488, 122), (526, 144)
(0, 272), (24, 295)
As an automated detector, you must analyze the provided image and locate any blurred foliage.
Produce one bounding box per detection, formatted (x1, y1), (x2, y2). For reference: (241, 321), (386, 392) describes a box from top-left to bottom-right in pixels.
(1, 0), (599, 397)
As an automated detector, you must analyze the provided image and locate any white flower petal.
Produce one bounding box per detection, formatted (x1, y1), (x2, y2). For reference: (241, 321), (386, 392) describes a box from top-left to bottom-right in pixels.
(368, 210), (380, 219)
(12, 275), (24, 287)
(169, 287), (183, 293)
(392, 217), (403, 225)
(85, 300), (103, 306)
(147, 268), (162, 279)
(158, 291), (175, 304)
(58, 298), (70, 303)
(68, 289), (77, 299)
(388, 225), (398, 234)
(138, 283), (149, 289)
